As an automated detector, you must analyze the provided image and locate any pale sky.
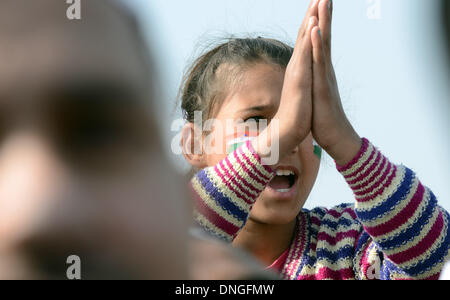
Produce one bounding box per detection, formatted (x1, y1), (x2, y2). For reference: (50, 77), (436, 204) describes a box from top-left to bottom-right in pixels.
(124, 0), (449, 210)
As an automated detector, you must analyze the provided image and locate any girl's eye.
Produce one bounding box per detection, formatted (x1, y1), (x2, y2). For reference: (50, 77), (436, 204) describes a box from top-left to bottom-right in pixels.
(244, 116), (265, 123)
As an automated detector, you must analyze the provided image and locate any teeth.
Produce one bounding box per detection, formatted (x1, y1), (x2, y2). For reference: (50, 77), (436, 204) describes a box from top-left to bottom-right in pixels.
(276, 170), (295, 176)
(276, 189), (291, 193)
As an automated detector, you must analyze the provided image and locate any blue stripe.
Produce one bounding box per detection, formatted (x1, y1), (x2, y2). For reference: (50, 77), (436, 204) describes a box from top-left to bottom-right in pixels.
(196, 170), (248, 221)
(355, 231), (372, 254)
(378, 191), (436, 250)
(316, 244), (354, 262)
(305, 207), (328, 219)
(404, 213), (449, 276)
(294, 222), (314, 279)
(356, 167), (414, 222)
(383, 257), (405, 280)
(320, 217), (355, 230)
(335, 203), (355, 210)
(195, 220), (230, 242)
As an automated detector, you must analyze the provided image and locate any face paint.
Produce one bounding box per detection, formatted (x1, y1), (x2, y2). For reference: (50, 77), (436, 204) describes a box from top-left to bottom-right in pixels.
(313, 139), (322, 160)
(226, 130), (258, 154)
(226, 130), (323, 160)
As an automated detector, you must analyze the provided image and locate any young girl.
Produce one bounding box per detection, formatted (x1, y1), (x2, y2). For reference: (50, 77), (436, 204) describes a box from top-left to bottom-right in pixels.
(180, 0), (449, 280)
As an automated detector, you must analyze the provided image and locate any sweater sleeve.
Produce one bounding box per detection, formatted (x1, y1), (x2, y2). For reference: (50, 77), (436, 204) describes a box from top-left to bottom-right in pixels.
(190, 140), (275, 242)
(338, 138), (450, 280)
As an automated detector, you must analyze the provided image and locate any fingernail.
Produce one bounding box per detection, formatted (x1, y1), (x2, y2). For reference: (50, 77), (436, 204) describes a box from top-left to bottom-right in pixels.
(318, 29), (322, 37)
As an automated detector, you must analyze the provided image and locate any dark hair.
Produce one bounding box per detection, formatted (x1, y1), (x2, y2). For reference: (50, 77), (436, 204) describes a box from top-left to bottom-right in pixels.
(180, 37), (293, 123)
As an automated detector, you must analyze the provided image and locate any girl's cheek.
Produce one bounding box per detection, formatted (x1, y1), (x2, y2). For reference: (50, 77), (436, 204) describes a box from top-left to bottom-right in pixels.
(204, 128), (229, 166)
(206, 119), (261, 166)
(298, 146), (321, 188)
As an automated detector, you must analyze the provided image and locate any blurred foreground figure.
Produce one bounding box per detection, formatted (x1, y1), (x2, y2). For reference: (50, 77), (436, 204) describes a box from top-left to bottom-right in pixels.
(0, 0), (189, 279)
(0, 0), (273, 280)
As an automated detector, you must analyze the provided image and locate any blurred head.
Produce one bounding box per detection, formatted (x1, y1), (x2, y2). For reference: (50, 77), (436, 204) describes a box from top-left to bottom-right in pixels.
(0, 0), (188, 279)
(180, 38), (320, 226)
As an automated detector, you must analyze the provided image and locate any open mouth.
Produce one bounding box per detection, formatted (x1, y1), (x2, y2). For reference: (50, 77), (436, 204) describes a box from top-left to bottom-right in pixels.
(267, 167), (299, 194)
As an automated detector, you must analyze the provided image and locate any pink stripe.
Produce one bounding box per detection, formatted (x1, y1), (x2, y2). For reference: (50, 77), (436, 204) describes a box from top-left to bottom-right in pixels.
(288, 236), (302, 278)
(354, 160), (391, 197)
(213, 165), (253, 205)
(219, 159), (256, 199)
(286, 236), (301, 278)
(423, 273), (441, 280)
(348, 152), (384, 187)
(285, 233), (301, 279)
(317, 229), (361, 246)
(359, 242), (372, 275)
(296, 274), (316, 280)
(287, 214), (308, 279)
(245, 140), (274, 174)
(357, 165), (397, 203)
(388, 211), (444, 264)
(345, 147), (378, 181)
(238, 145), (270, 180)
(233, 150), (268, 186)
(311, 216), (322, 227)
(191, 186), (239, 237)
(364, 183), (425, 237)
(238, 146), (272, 180)
(327, 207), (357, 220)
(337, 138), (369, 173)
(346, 208), (358, 220)
(224, 157), (260, 194)
(315, 267), (355, 280)
(349, 152), (384, 188)
(327, 209), (343, 219)
(238, 148), (274, 180)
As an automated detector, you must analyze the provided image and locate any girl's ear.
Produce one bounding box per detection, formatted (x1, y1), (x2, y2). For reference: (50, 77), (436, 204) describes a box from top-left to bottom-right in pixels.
(181, 123), (207, 169)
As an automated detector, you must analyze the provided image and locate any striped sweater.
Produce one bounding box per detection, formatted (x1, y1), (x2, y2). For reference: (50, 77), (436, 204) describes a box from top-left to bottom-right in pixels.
(190, 138), (450, 280)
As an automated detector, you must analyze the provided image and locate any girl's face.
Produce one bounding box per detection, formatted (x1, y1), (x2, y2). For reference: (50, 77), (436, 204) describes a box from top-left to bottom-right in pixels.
(199, 63), (320, 225)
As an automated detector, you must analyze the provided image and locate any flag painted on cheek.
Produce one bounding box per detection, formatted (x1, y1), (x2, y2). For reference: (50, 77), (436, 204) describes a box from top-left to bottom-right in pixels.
(226, 131), (258, 154)
(227, 131), (323, 160)
(313, 139), (322, 160)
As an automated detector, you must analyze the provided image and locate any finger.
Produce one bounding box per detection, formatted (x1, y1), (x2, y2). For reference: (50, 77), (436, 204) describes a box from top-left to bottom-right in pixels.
(291, 0), (319, 67)
(295, 0), (319, 46)
(311, 26), (327, 86)
(298, 0), (317, 34)
(318, 0), (333, 60)
(303, 16), (318, 59)
(290, 16), (318, 77)
(290, 18), (318, 144)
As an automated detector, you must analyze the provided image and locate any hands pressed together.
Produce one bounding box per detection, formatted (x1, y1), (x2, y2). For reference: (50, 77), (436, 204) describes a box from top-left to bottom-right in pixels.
(255, 0), (362, 166)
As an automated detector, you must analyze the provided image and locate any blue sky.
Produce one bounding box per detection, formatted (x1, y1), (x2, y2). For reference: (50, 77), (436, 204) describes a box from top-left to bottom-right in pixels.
(124, 0), (449, 210)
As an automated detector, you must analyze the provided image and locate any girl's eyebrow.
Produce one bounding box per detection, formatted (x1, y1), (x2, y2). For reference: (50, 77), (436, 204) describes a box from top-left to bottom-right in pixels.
(239, 104), (274, 113)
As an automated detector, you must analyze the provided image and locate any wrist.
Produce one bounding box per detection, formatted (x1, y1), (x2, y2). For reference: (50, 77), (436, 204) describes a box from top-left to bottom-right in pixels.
(326, 130), (362, 167)
(252, 119), (307, 167)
